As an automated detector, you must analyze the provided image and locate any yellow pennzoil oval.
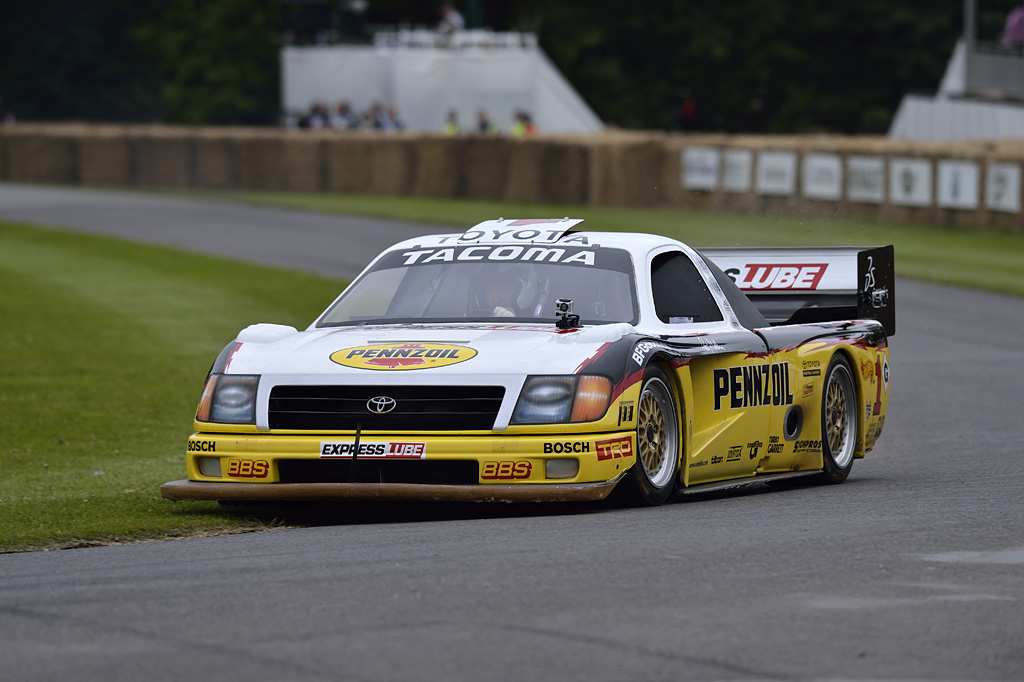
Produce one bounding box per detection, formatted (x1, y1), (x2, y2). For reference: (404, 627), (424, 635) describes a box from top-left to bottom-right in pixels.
(330, 343), (477, 370)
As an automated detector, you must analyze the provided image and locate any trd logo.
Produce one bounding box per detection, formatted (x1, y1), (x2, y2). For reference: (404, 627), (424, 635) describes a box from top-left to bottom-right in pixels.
(596, 436), (633, 461)
(481, 461), (532, 480)
(227, 459), (269, 479)
(187, 440), (216, 452)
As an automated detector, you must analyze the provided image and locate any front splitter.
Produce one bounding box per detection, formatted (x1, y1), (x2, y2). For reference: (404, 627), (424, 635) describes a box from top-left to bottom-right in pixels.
(160, 476), (622, 503)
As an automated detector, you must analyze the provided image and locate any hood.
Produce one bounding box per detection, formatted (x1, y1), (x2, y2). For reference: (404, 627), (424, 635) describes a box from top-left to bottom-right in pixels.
(223, 322), (635, 380)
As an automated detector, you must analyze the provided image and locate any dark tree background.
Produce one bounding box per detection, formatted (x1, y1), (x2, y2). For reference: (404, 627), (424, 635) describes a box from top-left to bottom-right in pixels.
(0, 0), (992, 133)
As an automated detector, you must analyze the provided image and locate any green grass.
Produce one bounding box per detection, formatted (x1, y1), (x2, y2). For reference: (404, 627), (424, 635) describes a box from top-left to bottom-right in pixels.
(0, 222), (345, 552)
(190, 191), (1024, 298)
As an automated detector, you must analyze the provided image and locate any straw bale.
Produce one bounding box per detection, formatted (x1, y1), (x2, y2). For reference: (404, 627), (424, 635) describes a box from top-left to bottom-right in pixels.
(539, 141), (590, 205)
(281, 135), (327, 192)
(136, 130), (194, 189)
(2, 130), (78, 183)
(368, 137), (416, 195)
(325, 136), (375, 193)
(503, 139), (546, 203)
(461, 137), (511, 200)
(590, 137), (666, 207)
(411, 136), (462, 198)
(194, 133), (238, 190)
(235, 134), (287, 191)
(79, 132), (134, 187)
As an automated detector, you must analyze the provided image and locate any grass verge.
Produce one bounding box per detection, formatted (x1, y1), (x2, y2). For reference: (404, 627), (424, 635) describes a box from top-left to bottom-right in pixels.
(0, 221), (345, 552)
(191, 191), (1024, 298)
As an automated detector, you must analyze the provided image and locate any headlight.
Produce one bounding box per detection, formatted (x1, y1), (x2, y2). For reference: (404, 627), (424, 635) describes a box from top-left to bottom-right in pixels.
(196, 374), (259, 424)
(511, 375), (611, 424)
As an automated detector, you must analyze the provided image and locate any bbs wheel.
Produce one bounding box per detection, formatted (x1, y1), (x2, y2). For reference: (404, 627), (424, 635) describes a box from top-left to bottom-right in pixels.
(617, 366), (680, 506)
(819, 354), (857, 483)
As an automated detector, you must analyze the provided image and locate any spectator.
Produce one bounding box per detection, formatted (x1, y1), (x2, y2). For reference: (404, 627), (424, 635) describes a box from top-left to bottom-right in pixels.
(331, 101), (359, 129)
(382, 105), (406, 132)
(476, 108), (499, 134)
(443, 109), (460, 135)
(510, 110), (537, 137)
(308, 102), (330, 129)
(1003, 4), (1024, 51)
(437, 3), (465, 36)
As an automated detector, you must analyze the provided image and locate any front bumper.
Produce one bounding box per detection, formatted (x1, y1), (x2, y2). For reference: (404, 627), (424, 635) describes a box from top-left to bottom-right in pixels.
(163, 431), (636, 503)
(161, 476), (623, 503)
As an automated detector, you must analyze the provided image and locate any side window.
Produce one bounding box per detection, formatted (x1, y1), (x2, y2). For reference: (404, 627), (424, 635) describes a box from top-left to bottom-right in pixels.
(651, 251), (723, 324)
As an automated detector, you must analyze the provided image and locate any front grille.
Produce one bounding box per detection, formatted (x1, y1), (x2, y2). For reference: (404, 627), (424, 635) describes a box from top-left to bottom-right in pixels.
(278, 459), (479, 485)
(268, 385), (505, 431)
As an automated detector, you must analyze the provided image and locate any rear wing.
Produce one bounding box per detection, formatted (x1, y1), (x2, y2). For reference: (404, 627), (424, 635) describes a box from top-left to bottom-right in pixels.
(700, 245), (895, 336)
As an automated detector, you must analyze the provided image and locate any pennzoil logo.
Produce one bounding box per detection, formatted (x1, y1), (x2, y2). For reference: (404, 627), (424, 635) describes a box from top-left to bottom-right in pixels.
(330, 343), (477, 370)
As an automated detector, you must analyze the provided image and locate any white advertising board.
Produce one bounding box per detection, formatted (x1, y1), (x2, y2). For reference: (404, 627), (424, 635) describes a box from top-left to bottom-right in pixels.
(889, 158), (932, 207)
(937, 160), (980, 209)
(722, 149), (753, 193)
(682, 147), (720, 190)
(755, 150), (797, 196)
(802, 153), (842, 200)
(847, 156), (885, 203)
(985, 162), (1021, 213)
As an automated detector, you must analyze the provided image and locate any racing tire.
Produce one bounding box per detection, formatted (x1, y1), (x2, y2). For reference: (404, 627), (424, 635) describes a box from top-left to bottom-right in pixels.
(818, 354), (857, 484)
(615, 366), (681, 506)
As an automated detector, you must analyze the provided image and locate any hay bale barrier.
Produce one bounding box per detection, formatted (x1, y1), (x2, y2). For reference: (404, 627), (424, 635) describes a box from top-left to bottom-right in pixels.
(0, 123), (1021, 231)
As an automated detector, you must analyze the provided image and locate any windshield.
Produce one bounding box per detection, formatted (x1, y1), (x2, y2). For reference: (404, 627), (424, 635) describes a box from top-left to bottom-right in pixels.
(318, 244), (638, 326)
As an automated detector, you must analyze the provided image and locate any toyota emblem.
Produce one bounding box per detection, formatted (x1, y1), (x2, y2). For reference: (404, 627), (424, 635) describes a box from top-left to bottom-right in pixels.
(366, 396), (397, 414)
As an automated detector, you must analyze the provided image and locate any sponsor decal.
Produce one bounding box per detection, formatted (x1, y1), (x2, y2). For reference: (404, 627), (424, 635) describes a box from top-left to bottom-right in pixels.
(187, 440), (216, 453)
(595, 436), (633, 461)
(747, 440), (764, 460)
(711, 455), (723, 465)
(544, 441), (590, 454)
(712, 362), (794, 410)
(689, 460), (709, 469)
(698, 336), (726, 352)
(617, 402), (635, 426)
(793, 440), (822, 453)
(726, 445), (743, 462)
(767, 436), (785, 454)
(330, 343), (476, 371)
(319, 441), (426, 459)
(481, 461), (532, 480)
(400, 245), (596, 267)
(632, 341), (657, 365)
(725, 263), (828, 290)
(802, 359), (821, 377)
(442, 222), (589, 245)
(226, 459), (270, 479)
(802, 382), (815, 398)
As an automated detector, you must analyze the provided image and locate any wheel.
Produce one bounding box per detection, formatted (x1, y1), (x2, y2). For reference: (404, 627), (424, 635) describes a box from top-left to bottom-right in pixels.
(616, 366), (681, 506)
(819, 354), (857, 483)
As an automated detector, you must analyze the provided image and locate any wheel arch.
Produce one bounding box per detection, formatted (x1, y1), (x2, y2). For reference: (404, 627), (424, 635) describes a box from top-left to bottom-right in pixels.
(829, 345), (869, 459)
(644, 353), (692, 488)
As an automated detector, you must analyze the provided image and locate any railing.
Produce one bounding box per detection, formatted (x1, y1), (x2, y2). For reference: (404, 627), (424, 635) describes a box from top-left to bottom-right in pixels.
(372, 29), (538, 50)
(965, 41), (1024, 100)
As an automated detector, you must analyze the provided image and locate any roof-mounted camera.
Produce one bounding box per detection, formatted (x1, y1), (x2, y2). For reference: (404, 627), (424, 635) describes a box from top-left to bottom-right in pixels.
(554, 298), (581, 329)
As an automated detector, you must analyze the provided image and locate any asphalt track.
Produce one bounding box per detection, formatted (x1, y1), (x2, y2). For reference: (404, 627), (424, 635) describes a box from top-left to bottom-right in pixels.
(1, 183), (1023, 682)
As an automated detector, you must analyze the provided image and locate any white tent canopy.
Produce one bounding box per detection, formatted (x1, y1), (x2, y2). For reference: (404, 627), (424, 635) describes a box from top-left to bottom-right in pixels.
(281, 39), (603, 135)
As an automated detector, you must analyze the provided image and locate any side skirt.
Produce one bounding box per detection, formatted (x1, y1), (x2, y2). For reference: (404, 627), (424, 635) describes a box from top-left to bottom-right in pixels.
(676, 470), (820, 496)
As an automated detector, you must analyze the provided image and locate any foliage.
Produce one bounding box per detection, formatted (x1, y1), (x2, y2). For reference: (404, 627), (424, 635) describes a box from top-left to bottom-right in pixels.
(0, 0), (968, 131)
(131, 0), (281, 124)
(0, 0), (162, 121)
